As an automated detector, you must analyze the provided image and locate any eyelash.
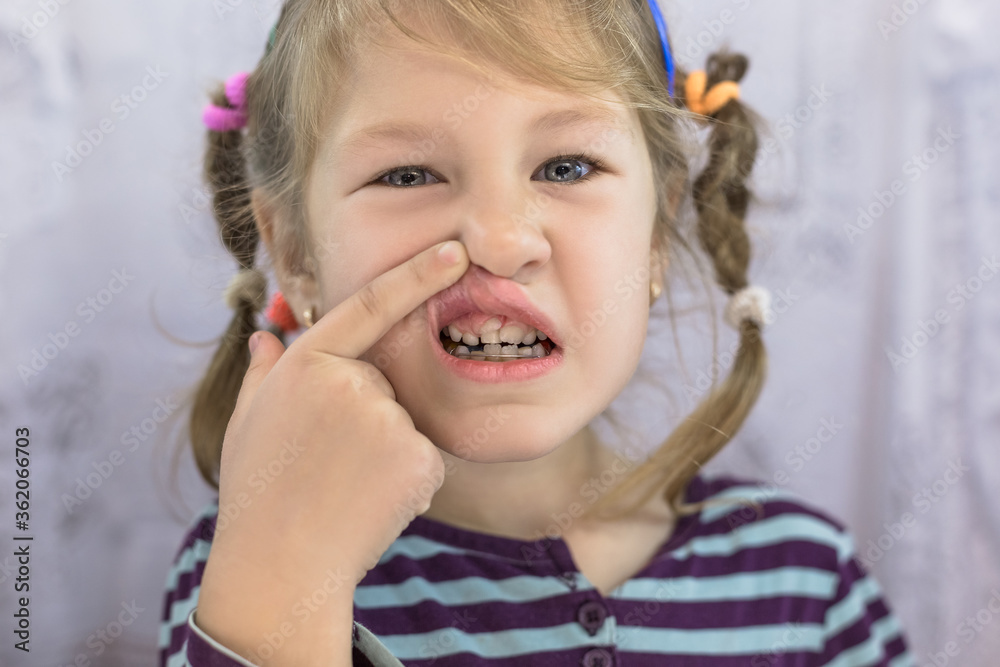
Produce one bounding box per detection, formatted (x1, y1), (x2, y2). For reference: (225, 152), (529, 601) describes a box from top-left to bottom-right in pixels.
(370, 152), (607, 188)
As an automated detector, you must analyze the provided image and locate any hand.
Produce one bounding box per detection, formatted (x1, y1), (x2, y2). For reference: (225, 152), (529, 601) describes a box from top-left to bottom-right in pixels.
(195, 240), (468, 665)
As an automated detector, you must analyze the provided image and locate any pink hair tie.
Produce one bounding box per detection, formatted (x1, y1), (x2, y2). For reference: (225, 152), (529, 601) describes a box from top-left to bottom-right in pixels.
(202, 71), (250, 132)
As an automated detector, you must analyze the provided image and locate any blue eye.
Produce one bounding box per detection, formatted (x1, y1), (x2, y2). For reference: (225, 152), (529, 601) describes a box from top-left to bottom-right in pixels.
(371, 152), (606, 188)
(378, 166), (441, 187)
(534, 154), (605, 185)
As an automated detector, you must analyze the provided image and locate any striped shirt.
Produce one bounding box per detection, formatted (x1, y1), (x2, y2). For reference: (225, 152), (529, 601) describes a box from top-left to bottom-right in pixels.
(158, 473), (915, 666)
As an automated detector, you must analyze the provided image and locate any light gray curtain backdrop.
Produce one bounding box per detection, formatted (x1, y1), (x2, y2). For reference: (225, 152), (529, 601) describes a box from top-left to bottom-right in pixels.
(1, 0), (997, 665)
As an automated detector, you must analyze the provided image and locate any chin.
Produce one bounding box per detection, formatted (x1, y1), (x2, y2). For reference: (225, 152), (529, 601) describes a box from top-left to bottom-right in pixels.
(409, 403), (577, 464)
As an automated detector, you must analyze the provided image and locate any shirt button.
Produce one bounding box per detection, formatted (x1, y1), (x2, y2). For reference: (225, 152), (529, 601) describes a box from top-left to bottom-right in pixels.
(576, 600), (608, 636)
(581, 647), (615, 667)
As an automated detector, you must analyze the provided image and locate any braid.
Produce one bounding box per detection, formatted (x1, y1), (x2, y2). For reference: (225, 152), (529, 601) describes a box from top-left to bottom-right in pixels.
(188, 83), (263, 489)
(687, 52), (756, 295)
(585, 50), (768, 523)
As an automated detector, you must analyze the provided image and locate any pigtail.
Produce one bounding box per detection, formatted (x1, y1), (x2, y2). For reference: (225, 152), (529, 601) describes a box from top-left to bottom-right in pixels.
(188, 84), (263, 490)
(586, 51), (767, 522)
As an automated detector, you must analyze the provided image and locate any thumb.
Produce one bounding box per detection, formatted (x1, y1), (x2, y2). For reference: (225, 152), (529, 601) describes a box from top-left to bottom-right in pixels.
(229, 330), (285, 430)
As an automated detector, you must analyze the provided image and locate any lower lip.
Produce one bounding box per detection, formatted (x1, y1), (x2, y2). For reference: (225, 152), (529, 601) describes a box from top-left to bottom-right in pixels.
(429, 327), (564, 384)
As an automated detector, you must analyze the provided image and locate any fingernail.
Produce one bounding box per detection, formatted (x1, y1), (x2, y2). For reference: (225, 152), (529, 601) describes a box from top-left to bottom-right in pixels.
(249, 331), (261, 355)
(437, 241), (461, 265)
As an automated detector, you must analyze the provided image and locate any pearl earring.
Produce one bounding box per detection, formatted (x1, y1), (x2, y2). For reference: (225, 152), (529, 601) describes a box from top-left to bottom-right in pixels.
(303, 306), (316, 328)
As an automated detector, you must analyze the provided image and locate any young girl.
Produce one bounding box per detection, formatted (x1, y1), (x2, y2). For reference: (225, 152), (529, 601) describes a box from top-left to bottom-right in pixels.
(159, 1), (915, 665)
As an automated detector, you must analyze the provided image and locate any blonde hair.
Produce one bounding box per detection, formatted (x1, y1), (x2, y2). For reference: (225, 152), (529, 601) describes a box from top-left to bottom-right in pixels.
(188, 0), (767, 524)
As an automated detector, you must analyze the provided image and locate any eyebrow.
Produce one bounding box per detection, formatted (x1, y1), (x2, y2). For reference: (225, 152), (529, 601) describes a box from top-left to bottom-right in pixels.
(338, 104), (628, 153)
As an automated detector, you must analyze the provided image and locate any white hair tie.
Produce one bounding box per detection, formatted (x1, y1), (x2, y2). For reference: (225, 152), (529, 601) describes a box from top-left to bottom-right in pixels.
(724, 285), (771, 329)
(224, 268), (268, 311)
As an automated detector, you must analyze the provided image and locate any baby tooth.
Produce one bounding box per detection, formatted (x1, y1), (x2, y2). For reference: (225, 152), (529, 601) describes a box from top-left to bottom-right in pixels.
(501, 344), (519, 356)
(518, 346), (534, 357)
(483, 343), (503, 356)
(455, 345), (470, 356)
(520, 329), (537, 345)
(498, 324), (525, 345)
(449, 325), (464, 343)
(462, 332), (480, 347)
(531, 343), (546, 357)
(479, 330), (501, 345)
(536, 331), (547, 340)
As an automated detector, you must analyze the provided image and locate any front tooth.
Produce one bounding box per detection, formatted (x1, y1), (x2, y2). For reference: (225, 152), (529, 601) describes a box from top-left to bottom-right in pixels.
(448, 325), (464, 343)
(501, 345), (519, 356)
(462, 332), (480, 346)
(499, 324), (525, 345)
(479, 329), (501, 345)
(483, 343), (502, 356)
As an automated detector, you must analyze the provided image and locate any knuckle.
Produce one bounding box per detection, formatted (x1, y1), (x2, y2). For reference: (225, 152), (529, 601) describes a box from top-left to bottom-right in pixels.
(405, 253), (430, 285)
(356, 282), (384, 320)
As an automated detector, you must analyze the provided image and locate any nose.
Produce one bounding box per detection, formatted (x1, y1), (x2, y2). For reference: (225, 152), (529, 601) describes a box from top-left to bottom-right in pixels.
(453, 178), (553, 281)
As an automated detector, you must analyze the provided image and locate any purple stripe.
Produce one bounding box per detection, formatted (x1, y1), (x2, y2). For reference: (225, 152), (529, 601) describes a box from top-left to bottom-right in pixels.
(186, 616), (252, 666)
(355, 588), (835, 636)
(361, 550), (560, 586)
(361, 538), (844, 591)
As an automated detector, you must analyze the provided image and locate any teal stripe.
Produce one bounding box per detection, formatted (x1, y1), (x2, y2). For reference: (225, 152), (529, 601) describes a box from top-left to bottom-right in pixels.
(611, 567), (838, 602)
(668, 513), (855, 564)
(617, 622), (826, 654)
(374, 622), (595, 660)
(822, 575), (883, 638)
(164, 538), (213, 592)
(698, 485), (808, 524)
(165, 639), (190, 667)
(378, 534), (478, 565)
(816, 614), (907, 667)
(889, 650), (918, 667)
(355, 574), (579, 608)
(159, 585), (202, 647)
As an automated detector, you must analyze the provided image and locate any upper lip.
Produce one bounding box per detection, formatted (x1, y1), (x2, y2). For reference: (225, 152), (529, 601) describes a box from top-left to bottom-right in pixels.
(428, 264), (561, 346)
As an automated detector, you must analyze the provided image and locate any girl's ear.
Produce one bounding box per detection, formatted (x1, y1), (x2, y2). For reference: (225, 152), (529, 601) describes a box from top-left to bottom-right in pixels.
(252, 191), (322, 327)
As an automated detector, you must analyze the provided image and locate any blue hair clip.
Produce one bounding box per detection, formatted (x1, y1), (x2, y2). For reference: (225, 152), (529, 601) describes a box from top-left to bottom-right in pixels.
(645, 0), (676, 97)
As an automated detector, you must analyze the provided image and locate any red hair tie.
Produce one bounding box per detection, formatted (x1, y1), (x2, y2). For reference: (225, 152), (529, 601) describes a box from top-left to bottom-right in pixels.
(265, 291), (300, 333)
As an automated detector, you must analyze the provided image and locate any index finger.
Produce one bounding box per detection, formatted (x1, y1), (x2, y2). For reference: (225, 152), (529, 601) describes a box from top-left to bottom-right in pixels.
(299, 240), (468, 360)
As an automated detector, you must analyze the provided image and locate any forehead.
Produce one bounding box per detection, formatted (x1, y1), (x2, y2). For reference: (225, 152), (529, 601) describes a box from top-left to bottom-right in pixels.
(326, 38), (638, 154)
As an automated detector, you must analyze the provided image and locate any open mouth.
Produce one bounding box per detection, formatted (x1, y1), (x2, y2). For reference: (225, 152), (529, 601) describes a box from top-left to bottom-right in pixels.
(438, 321), (557, 362)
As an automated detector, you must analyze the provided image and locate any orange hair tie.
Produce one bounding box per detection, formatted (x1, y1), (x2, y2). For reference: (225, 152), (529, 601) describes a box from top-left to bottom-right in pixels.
(684, 70), (741, 118)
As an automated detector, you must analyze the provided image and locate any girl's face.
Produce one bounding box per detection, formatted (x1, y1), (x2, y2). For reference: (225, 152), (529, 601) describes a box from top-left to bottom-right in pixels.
(298, 35), (663, 463)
